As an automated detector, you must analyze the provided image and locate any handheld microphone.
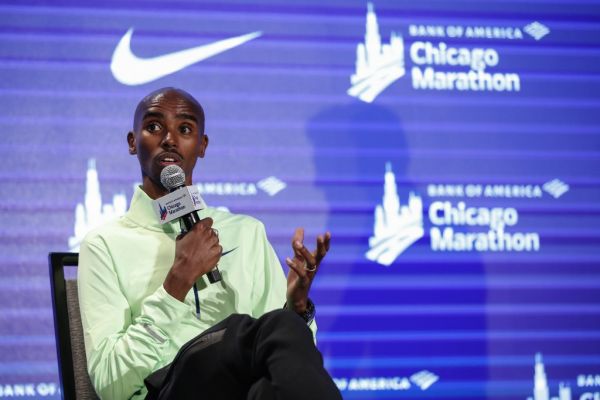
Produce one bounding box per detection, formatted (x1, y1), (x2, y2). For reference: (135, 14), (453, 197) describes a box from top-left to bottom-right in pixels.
(160, 165), (222, 284)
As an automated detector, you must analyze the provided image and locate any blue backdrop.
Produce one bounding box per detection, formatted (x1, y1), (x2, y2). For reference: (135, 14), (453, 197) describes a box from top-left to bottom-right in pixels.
(1, 0), (600, 399)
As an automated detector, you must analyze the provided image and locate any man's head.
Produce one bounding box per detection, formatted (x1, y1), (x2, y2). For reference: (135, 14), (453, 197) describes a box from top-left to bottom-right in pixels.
(127, 87), (208, 199)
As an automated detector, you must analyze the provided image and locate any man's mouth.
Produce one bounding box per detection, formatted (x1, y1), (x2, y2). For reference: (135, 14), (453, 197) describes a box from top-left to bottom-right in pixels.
(157, 153), (182, 166)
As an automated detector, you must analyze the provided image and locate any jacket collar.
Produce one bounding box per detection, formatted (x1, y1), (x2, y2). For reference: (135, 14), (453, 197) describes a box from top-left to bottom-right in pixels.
(125, 186), (182, 233)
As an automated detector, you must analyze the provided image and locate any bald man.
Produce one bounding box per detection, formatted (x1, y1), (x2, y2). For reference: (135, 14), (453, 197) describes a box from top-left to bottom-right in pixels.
(78, 88), (341, 400)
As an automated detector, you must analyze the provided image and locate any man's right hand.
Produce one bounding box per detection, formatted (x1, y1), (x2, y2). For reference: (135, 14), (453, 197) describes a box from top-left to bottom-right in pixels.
(164, 217), (222, 302)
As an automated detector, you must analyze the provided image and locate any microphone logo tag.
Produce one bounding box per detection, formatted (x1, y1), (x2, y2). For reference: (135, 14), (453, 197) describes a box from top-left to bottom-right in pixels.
(159, 203), (168, 221)
(192, 192), (202, 207)
(152, 186), (207, 224)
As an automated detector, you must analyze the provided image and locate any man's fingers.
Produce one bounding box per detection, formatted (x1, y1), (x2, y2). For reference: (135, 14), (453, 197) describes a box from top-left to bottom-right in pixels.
(209, 244), (222, 260)
(292, 227), (310, 261)
(294, 241), (317, 266)
(294, 227), (304, 243)
(292, 227), (304, 250)
(200, 217), (214, 229)
(314, 232), (331, 262)
(324, 231), (331, 252)
(316, 235), (327, 262)
(286, 257), (307, 278)
(190, 219), (219, 242)
(205, 229), (219, 243)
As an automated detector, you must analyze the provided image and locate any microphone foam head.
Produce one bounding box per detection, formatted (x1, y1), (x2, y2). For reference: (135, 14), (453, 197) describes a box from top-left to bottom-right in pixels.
(160, 165), (186, 191)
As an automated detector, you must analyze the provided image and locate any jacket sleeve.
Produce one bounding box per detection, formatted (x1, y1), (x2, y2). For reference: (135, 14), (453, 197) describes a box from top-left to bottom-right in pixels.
(78, 234), (189, 400)
(249, 221), (318, 338)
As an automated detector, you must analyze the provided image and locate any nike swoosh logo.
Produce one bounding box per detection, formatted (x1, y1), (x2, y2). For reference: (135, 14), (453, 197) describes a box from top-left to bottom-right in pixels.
(111, 28), (262, 86)
(221, 247), (238, 257)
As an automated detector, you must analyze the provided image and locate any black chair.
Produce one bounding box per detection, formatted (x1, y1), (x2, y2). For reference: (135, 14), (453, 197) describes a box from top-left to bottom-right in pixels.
(49, 252), (100, 400)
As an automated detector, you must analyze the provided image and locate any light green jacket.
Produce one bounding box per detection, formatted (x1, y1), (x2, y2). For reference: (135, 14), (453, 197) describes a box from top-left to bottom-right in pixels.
(78, 187), (315, 400)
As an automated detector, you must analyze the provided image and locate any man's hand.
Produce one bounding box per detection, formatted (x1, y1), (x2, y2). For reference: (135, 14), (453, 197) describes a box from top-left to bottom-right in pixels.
(164, 217), (222, 302)
(285, 228), (331, 313)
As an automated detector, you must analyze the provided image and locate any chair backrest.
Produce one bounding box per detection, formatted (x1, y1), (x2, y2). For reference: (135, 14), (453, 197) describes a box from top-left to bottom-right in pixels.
(49, 252), (100, 400)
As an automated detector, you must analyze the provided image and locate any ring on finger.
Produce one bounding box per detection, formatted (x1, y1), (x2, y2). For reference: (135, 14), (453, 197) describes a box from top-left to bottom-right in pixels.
(303, 259), (317, 272)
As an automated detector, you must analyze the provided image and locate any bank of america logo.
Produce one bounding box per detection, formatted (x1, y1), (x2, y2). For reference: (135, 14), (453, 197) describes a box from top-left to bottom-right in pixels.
(542, 179), (569, 199)
(410, 370), (439, 390)
(366, 163), (424, 266)
(347, 2), (405, 103)
(257, 176), (287, 196)
(524, 22), (550, 41)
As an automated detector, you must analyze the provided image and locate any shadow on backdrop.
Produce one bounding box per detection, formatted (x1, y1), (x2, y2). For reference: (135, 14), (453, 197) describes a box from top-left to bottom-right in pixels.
(305, 100), (489, 395)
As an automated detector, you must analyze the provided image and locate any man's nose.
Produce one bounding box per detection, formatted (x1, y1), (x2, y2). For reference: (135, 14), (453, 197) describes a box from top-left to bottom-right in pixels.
(161, 129), (177, 147)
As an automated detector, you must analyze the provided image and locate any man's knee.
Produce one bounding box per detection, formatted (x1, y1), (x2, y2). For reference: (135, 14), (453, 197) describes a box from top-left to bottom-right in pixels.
(261, 309), (308, 330)
(252, 309), (319, 366)
(255, 309), (315, 350)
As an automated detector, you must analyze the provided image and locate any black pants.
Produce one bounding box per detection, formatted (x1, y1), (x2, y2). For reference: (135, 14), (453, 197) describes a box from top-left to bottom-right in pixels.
(145, 309), (342, 400)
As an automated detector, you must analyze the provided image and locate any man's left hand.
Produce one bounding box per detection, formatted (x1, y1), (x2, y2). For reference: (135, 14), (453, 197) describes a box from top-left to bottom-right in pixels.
(285, 228), (331, 313)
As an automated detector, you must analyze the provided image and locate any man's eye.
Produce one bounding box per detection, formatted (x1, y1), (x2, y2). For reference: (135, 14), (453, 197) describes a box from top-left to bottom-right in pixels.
(180, 125), (193, 134)
(146, 122), (162, 133)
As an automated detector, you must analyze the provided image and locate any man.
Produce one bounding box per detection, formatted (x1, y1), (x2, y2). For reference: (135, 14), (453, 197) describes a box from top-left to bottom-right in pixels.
(78, 87), (341, 399)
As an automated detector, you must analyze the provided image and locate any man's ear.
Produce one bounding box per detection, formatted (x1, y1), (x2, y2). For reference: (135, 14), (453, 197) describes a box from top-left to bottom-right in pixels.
(127, 131), (137, 155)
(198, 134), (209, 158)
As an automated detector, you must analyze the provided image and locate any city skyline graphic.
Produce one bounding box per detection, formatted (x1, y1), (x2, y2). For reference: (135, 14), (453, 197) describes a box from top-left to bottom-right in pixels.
(68, 159), (128, 251)
(528, 353), (571, 400)
(365, 162), (424, 266)
(347, 2), (405, 103)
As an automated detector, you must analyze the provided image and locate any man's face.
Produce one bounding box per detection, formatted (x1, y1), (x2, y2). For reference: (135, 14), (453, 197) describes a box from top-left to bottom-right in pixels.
(127, 89), (208, 197)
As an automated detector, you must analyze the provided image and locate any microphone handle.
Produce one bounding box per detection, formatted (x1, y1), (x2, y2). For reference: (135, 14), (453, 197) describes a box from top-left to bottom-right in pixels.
(180, 210), (222, 284)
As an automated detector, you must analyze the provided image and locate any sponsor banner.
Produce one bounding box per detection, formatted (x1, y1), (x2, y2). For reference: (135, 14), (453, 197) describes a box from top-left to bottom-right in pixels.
(198, 176), (287, 197)
(348, 3), (549, 102)
(111, 29), (262, 86)
(333, 370), (439, 393)
(366, 163), (568, 266)
(0, 382), (59, 398)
